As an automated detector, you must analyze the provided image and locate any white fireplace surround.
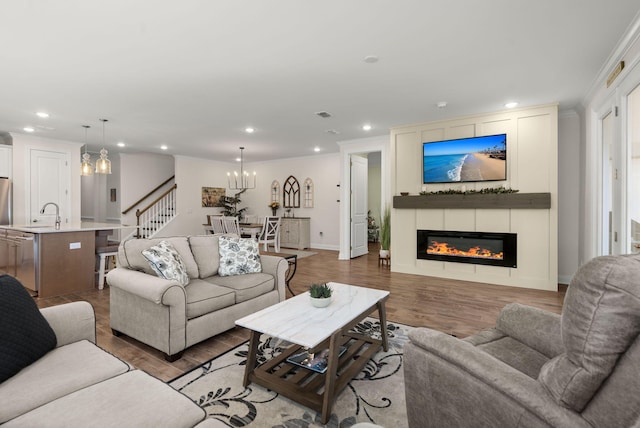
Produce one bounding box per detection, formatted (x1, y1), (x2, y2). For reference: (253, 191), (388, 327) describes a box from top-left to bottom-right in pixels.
(390, 104), (558, 291)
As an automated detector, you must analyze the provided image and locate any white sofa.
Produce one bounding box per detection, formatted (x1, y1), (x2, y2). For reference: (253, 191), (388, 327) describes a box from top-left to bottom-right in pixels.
(0, 300), (224, 427)
(107, 234), (288, 361)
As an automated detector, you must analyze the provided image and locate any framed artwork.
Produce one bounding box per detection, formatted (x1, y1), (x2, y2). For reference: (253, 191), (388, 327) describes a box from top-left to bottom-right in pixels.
(283, 175), (300, 208)
(202, 187), (225, 207)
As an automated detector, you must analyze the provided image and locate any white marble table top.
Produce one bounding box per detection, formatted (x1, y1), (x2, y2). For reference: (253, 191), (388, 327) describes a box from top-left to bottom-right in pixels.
(236, 282), (389, 348)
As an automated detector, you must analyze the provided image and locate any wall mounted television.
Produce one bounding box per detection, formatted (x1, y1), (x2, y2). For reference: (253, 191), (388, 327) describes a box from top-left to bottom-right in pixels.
(422, 134), (507, 184)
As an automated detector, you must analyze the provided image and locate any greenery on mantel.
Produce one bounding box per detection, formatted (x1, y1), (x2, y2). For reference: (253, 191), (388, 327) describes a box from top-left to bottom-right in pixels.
(418, 186), (519, 196)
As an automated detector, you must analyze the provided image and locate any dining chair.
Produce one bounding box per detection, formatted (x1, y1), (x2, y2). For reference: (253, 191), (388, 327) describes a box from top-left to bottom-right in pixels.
(223, 216), (241, 235)
(258, 216), (281, 252)
(208, 215), (226, 234)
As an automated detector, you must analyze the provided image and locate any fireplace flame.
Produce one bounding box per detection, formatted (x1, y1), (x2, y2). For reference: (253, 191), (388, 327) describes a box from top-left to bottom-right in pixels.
(427, 241), (503, 260)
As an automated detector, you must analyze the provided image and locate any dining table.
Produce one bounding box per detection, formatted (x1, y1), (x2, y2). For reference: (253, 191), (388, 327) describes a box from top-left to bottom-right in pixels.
(239, 222), (263, 239)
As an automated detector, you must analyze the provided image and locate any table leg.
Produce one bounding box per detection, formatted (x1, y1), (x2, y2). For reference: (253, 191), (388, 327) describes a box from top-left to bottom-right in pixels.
(321, 330), (341, 424)
(377, 300), (389, 352)
(243, 330), (260, 387)
(285, 255), (298, 296)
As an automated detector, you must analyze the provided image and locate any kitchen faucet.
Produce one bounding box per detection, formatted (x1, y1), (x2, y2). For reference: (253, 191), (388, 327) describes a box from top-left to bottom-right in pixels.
(40, 202), (61, 230)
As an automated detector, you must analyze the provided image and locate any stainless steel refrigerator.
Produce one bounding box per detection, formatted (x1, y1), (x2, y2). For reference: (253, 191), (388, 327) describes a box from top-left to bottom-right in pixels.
(0, 177), (10, 225)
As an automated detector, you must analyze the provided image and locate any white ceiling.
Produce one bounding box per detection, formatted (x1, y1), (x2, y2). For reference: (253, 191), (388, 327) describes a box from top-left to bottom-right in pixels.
(1, 1), (639, 163)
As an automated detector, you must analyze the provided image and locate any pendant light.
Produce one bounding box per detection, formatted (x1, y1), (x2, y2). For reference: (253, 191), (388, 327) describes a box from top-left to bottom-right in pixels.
(95, 118), (112, 174)
(227, 147), (256, 190)
(80, 125), (93, 176)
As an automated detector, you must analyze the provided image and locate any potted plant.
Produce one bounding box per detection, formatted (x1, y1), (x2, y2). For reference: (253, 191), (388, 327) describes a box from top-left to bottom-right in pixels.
(379, 206), (391, 259)
(268, 201), (280, 216)
(309, 283), (332, 308)
(215, 189), (247, 219)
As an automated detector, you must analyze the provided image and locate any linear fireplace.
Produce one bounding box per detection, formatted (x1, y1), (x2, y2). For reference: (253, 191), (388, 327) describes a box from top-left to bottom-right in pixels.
(417, 230), (517, 268)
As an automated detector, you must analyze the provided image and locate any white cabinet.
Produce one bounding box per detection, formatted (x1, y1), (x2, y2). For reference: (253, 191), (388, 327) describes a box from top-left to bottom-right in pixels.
(0, 146), (12, 178)
(280, 217), (310, 250)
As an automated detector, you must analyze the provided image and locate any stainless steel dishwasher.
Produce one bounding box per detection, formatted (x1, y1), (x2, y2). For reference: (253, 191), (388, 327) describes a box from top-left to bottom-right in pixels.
(3, 230), (36, 293)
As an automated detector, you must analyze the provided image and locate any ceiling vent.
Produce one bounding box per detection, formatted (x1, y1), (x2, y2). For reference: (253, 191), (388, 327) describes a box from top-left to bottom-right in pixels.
(325, 129), (340, 135)
(315, 111), (332, 118)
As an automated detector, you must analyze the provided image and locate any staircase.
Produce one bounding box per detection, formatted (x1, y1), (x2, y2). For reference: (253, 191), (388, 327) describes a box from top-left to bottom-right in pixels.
(134, 184), (177, 238)
(121, 177), (177, 240)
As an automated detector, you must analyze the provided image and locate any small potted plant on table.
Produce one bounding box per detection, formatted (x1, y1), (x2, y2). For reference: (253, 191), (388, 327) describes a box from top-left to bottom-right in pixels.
(309, 283), (333, 308)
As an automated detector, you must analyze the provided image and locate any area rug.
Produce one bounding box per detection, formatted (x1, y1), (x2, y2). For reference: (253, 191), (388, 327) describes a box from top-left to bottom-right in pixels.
(169, 319), (411, 427)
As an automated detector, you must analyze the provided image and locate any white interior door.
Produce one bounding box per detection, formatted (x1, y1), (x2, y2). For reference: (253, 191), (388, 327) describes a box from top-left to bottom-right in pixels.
(350, 155), (368, 258)
(30, 149), (70, 225)
(627, 83), (640, 253)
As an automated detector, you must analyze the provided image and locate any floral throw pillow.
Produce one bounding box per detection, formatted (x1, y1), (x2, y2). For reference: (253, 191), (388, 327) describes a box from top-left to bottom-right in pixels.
(142, 240), (190, 286)
(218, 236), (262, 277)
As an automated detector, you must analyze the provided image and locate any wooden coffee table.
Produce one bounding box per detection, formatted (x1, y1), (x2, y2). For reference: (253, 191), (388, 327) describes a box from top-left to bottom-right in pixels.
(235, 282), (389, 424)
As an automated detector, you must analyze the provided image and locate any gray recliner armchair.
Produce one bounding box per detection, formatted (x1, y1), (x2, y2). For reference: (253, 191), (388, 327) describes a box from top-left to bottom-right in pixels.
(404, 253), (640, 427)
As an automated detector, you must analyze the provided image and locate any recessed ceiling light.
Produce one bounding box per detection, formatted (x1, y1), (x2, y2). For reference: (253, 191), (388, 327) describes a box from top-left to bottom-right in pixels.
(505, 102), (518, 109)
(117, 142), (125, 147)
(364, 55), (379, 63)
(36, 112), (49, 118)
(436, 101), (448, 109)
(23, 127), (35, 133)
(245, 127), (254, 133)
(362, 124), (372, 131)
(314, 147), (321, 152)
(160, 145), (168, 150)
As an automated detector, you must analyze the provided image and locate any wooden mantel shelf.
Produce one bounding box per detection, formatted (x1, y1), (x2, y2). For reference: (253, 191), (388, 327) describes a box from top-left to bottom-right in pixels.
(393, 192), (551, 209)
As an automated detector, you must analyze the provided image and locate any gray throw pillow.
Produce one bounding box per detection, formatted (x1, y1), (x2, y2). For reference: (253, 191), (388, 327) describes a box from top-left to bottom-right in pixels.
(538, 253), (640, 411)
(142, 240), (190, 286)
(218, 236), (262, 277)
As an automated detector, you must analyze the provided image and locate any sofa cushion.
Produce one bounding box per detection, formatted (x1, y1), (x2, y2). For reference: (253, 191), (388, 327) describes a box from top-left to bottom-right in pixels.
(218, 236), (262, 277)
(142, 240), (190, 286)
(539, 253), (640, 412)
(0, 275), (57, 384)
(184, 279), (236, 319)
(119, 237), (199, 279)
(209, 273), (275, 303)
(2, 370), (206, 428)
(0, 340), (130, 424)
(189, 234), (221, 278)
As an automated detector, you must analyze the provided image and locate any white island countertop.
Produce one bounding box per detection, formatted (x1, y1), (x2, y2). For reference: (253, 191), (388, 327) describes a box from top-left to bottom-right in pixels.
(0, 222), (137, 234)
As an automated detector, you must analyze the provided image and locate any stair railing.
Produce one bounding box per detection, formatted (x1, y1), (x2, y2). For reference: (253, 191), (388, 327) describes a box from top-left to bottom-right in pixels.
(134, 184), (177, 238)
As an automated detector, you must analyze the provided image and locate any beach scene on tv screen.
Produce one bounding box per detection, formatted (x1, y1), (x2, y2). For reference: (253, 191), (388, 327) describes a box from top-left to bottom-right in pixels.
(423, 134), (506, 183)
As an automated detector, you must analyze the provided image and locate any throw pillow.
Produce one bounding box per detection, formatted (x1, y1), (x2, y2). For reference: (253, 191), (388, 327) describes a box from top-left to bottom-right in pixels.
(142, 240), (190, 286)
(538, 253), (640, 412)
(0, 275), (57, 383)
(218, 236), (262, 277)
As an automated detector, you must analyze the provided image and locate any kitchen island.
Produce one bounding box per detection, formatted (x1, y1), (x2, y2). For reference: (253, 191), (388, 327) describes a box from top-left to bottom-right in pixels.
(0, 223), (135, 298)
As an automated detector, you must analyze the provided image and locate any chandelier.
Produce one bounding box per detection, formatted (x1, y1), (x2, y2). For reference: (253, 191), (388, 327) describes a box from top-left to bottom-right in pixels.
(95, 118), (112, 174)
(227, 147), (256, 190)
(80, 125), (93, 176)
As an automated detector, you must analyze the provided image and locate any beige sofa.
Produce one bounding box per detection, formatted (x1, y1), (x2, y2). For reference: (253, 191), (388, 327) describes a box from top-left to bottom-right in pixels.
(107, 234), (288, 361)
(0, 300), (224, 427)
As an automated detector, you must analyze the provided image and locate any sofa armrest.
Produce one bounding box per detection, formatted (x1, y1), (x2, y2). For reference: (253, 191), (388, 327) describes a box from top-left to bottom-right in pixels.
(107, 267), (186, 307)
(406, 328), (588, 428)
(496, 303), (563, 358)
(259, 255), (288, 301)
(40, 301), (96, 347)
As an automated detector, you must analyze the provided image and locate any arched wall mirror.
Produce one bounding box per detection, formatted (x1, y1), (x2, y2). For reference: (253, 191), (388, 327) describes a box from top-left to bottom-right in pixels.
(283, 175), (300, 208)
(303, 177), (314, 208)
(271, 180), (280, 204)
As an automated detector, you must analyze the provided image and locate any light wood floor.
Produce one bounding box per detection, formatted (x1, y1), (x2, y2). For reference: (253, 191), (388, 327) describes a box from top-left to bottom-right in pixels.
(35, 243), (566, 382)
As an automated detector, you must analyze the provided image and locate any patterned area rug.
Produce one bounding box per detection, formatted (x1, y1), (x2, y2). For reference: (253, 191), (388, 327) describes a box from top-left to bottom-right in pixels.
(169, 319), (411, 427)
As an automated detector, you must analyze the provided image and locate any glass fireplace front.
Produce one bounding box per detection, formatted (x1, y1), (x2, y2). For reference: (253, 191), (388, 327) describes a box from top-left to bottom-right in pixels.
(417, 230), (517, 268)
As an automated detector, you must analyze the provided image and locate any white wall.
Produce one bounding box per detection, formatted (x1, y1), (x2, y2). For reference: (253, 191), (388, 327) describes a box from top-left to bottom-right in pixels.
(390, 104), (558, 290)
(368, 152), (382, 225)
(558, 111), (581, 283)
(156, 153), (342, 250)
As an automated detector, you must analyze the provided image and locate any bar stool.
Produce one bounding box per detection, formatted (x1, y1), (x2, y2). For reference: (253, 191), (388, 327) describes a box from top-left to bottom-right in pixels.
(96, 243), (119, 290)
